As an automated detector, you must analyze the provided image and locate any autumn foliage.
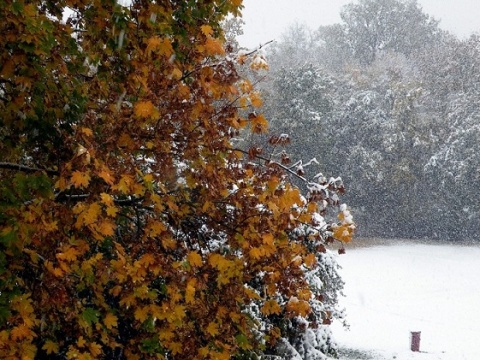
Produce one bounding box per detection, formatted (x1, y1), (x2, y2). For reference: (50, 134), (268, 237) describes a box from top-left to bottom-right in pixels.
(0, 0), (354, 359)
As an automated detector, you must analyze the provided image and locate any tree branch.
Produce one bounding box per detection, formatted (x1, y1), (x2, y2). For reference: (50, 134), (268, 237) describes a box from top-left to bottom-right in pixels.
(232, 148), (308, 183)
(0, 162), (59, 176)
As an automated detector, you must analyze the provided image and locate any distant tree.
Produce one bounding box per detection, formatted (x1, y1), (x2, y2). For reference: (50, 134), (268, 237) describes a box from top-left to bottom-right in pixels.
(267, 23), (317, 70)
(314, 24), (355, 71)
(260, 63), (336, 177)
(422, 35), (480, 239)
(340, 0), (442, 64)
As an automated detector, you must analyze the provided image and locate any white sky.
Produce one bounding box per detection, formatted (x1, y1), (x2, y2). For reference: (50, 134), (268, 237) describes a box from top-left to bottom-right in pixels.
(238, 0), (480, 48)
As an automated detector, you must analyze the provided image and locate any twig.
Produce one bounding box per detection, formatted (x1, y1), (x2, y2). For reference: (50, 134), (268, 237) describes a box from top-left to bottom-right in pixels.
(0, 162), (59, 176)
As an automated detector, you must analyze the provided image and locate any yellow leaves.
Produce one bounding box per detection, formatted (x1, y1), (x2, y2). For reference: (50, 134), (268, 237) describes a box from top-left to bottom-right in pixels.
(249, 113), (268, 133)
(88, 342), (102, 357)
(262, 233), (274, 246)
(98, 167), (115, 185)
(100, 192), (114, 206)
(56, 246), (80, 262)
(168, 342), (183, 355)
(77, 336), (87, 348)
(113, 174), (139, 195)
(80, 127), (93, 137)
(278, 187), (302, 211)
(138, 253), (156, 268)
(249, 91), (263, 108)
(11, 324), (36, 341)
(74, 202), (101, 227)
(73, 201), (116, 240)
(187, 251), (203, 267)
(206, 321), (219, 337)
(248, 247), (263, 260)
(202, 200), (213, 212)
(238, 80), (253, 93)
(134, 306), (149, 323)
(11, 294), (38, 329)
(171, 67), (183, 80)
(134, 100), (159, 120)
(71, 170), (91, 188)
(286, 297), (311, 317)
(244, 287), (261, 300)
(197, 28), (225, 56)
(334, 205), (356, 243)
(185, 278), (197, 304)
(304, 253), (317, 268)
(118, 132), (135, 149)
(45, 260), (64, 277)
(146, 36), (174, 58)
(96, 220), (116, 237)
(200, 25), (214, 37)
(42, 340), (59, 355)
(332, 224), (355, 243)
(261, 299), (282, 316)
(208, 254), (242, 285)
(204, 37), (225, 56)
(147, 220), (166, 237)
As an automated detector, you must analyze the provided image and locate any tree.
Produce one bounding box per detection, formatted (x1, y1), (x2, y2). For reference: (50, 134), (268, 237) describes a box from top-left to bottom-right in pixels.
(339, 0), (442, 64)
(261, 63), (335, 175)
(0, 1), (354, 359)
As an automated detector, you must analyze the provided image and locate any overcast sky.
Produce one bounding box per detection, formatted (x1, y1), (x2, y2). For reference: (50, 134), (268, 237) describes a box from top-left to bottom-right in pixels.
(238, 0), (480, 48)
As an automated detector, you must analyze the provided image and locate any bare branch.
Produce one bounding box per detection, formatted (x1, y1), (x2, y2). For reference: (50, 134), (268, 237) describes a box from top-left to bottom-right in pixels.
(0, 162), (59, 176)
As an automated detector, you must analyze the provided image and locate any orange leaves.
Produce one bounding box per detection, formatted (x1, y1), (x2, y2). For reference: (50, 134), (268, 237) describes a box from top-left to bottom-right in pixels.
(261, 299), (282, 316)
(249, 113), (268, 133)
(187, 251), (203, 267)
(74, 202), (101, 227)
(286, 297), (311, 318)
(134, 306), (149, 323)
(10, 324), (36, 341)
(278, 187), (303, 211)
(103, 313), (118, 330)
(56, 246), (81, 262)
(332, 223), (355, 243)
(97, 167), (115, 186)
(146, 36), (174, 58)
(204, 37), (225, 56)
(249, 234), (276, 260)
(42, 340), (59, 355)
(134, 100), (159, 121)
(185, 278), (197, 304)
(200, 25), (214, 37)
(304, 253), (317, 268)
(248, 247), (263, 260)
(134, 100), (155, 118)
(249, 91), (263, 108)
(333, 205), (356, 243)
(71, 170), (91, 188)
(197, 25), (225, 56)
(206, 321), (219, 336)
(208, 254), (242, 285)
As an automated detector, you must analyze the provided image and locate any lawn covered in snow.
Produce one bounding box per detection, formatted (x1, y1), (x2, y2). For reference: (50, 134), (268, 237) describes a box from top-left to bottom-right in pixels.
(331, 240), (480, 359)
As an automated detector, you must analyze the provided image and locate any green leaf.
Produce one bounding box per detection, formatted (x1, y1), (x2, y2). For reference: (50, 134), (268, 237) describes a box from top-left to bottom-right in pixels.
(81, 307), (100, 326)
(140, 337), (165, 355)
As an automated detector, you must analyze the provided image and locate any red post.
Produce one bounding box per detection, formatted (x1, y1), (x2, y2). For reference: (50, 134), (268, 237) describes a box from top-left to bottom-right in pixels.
(410, 331), (421, 352)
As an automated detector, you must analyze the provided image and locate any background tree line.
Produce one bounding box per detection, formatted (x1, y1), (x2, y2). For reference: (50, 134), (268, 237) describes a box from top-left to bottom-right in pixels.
(261, 0), (480, 241)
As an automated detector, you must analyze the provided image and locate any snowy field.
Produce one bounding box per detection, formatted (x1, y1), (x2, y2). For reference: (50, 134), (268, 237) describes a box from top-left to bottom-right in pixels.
(331, 240), (480, 359)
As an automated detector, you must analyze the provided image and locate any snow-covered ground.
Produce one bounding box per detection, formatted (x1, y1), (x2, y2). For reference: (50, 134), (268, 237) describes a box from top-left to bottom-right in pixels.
(331, 240), (480, 359)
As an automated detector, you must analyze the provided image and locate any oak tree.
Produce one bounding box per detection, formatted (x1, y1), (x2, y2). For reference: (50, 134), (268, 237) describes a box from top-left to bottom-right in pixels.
(0, 0), (354, 359)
